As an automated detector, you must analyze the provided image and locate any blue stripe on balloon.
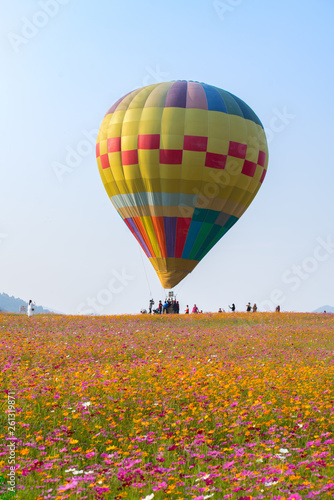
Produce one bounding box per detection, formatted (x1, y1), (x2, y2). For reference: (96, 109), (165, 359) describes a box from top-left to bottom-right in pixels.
(201, 83), (228, 113)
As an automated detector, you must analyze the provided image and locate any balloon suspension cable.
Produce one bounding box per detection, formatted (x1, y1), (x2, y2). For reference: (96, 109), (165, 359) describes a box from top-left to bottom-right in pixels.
(138, 247), (152, 298)
(173, 274), (187, 298)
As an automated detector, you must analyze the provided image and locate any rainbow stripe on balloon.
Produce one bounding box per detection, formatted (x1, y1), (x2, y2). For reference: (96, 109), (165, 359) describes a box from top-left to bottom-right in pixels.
(96, 81), (268, 288)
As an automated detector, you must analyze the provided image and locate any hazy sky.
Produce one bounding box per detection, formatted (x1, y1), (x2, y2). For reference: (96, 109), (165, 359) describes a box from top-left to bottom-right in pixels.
(1, 0), (334, 314)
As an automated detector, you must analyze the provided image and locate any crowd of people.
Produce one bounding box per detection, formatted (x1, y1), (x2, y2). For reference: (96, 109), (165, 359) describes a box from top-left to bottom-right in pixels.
(146, 298), (180, 314)
(143, 299), (281, 314)
(145, 299), (204, 314)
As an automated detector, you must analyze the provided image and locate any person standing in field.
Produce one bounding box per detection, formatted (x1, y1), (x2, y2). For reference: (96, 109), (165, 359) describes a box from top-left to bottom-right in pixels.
(252, 303), (257, 312)
(158, 300), (163, 314)
(27, 300), (35, 317)
(246, 302), (251, 312)
(229, 303), (236, 312)
(149, 298), (154, 314)
(192, 304), (199, 313)
(185, 305), (189, 314)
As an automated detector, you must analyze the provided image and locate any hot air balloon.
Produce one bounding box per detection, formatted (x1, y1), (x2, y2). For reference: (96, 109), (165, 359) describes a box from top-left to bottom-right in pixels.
(96, 81), (268, 288)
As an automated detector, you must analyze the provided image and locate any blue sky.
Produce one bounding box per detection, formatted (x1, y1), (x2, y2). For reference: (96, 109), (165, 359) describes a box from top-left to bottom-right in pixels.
(1, 0), (334, 314)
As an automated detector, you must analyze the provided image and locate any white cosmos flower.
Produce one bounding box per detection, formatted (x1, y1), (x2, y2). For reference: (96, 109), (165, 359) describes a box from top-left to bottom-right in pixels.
(195, 474), (210, 482)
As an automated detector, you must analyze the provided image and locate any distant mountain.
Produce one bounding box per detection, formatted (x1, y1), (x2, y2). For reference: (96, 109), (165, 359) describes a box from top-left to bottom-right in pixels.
(313, 305), (334, 314)
(0, 293), (54, 314)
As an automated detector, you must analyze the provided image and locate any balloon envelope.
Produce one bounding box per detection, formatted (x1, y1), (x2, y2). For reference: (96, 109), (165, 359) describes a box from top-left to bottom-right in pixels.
(96, 81), (268, 288)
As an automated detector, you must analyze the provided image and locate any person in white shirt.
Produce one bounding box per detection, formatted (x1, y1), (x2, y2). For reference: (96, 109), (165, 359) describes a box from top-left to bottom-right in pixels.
(27, 300), (35, 317)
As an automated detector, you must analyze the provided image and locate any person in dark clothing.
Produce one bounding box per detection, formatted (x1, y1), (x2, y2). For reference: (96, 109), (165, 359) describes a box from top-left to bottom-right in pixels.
(229, 303), (236, 312)
(246, 302), (251, 312)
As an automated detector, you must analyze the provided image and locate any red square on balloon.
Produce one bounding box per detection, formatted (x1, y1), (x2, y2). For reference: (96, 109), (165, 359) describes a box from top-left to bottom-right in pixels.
(228, 141), (247, 159)
(159, 149), (183, 164)
(260, 168), (267, 183)
(107, 137), (121, 153)
(100, 154), (110, 170)
(122, 150), (138, 165)
(242, 160), (257, 177)
(258, 150), (266, 167)
(205, 152), (227, 169)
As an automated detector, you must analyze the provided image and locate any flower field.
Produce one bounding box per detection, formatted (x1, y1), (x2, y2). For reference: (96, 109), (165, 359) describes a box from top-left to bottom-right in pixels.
(1, 312), (334, 500)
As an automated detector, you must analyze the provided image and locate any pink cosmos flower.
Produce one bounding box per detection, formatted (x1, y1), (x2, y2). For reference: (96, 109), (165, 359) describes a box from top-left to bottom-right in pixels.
(152, 481), (167, 491)
(58, 479), (79, 491)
